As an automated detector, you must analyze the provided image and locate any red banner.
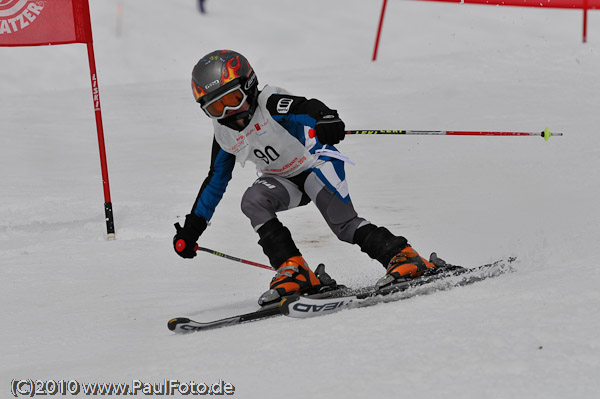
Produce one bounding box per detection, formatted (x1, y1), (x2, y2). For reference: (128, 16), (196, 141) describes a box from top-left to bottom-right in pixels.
(0, 0), (114, 238)
(0, 0), (92, 47)
(419, 0), (600, 9)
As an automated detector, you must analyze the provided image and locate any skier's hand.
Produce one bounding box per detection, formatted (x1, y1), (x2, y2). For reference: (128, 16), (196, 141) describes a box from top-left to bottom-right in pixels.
(315, 109), (345, 146)
(173, 214), (207, 259)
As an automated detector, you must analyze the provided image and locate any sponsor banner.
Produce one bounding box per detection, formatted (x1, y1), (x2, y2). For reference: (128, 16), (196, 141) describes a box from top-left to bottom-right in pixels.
(0, 0), (92, 47)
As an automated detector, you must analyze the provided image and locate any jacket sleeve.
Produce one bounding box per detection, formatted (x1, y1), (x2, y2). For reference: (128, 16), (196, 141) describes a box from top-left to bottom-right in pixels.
(266, 94), (332, 140)
(191, 137), (236, 221)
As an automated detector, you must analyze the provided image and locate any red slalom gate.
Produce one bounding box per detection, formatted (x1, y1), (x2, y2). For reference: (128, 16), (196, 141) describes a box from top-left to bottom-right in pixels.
(0, 0), (116, 239)
(373, 0), (600, 60)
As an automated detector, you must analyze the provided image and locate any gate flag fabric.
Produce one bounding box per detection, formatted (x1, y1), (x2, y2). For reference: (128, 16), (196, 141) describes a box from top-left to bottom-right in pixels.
(420, 0), (600, 8)
(0, 0), (116, 239)
(0, 0), (92, 46)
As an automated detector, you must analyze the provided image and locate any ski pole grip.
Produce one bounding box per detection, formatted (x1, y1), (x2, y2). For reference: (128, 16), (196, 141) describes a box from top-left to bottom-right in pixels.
(174, 223), (199, 253)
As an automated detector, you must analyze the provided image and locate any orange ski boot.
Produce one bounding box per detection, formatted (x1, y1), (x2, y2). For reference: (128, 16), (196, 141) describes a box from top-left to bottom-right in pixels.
(258, 256), (322, 306)
(376, 246), (436, 289)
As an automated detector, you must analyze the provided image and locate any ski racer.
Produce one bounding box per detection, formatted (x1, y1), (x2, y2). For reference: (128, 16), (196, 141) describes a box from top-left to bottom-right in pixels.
(173, 49), (437, 305)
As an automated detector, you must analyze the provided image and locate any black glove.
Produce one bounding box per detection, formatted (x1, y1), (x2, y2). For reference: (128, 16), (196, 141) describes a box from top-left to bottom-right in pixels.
(173, 213), (207, 259)
(314, 109), (345, 146)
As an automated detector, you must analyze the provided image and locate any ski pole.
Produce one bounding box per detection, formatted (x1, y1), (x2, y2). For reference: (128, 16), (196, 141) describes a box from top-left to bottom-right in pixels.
(346, 128), (563, 141)
(175, 222), (274, 271)
(194, 245), (275, 271)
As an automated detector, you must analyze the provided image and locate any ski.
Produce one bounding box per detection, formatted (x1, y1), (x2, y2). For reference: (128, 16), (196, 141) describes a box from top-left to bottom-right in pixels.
(167, 285), (350, 333)
(167, 263), (344, 333)
(168, 256), (516, 332)
(280, 256), (516, 319)
(167, 302), (282, 333)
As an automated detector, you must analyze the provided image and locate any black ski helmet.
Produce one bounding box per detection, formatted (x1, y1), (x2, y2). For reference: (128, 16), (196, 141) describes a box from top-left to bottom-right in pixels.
(191, 50), (259, 130)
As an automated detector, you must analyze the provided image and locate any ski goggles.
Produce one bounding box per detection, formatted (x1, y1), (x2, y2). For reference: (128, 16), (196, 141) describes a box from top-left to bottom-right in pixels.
(201, 85), (247, 119)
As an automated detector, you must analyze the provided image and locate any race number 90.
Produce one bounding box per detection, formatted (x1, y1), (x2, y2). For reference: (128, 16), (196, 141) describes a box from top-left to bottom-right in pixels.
(253, 146), (280, 164)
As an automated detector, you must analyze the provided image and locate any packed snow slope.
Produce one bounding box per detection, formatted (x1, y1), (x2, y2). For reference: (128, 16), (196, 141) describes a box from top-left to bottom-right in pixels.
(1, 0), (599, 398)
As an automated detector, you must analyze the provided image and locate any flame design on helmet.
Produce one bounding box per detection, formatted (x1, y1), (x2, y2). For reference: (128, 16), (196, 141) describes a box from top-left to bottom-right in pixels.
(222, 56), (243, 85)
(191, 80), (206, 101)
(191, 50), (256, 104)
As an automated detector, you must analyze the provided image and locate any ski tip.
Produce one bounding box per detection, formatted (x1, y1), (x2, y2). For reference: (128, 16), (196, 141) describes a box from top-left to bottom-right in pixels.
(167, 317), (190, 331)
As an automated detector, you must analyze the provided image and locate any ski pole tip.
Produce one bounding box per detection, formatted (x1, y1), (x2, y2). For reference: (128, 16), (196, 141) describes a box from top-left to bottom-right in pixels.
(542, 128), (565, 141)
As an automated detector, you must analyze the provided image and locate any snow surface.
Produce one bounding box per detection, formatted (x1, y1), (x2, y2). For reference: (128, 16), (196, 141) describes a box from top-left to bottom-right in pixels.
(2, 0), (600, 397)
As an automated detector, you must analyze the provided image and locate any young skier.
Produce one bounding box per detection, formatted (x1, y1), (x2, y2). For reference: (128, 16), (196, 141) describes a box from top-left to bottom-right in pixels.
(173, 50), (436, 305)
